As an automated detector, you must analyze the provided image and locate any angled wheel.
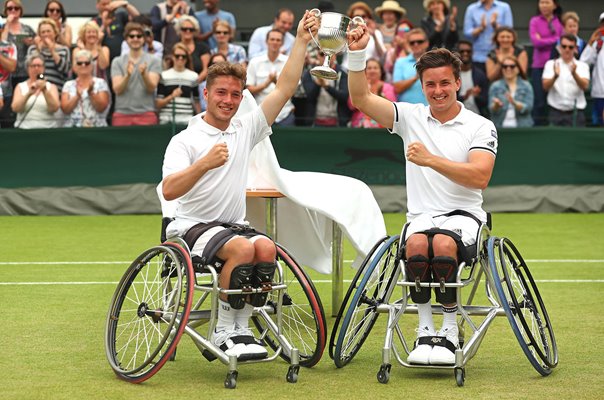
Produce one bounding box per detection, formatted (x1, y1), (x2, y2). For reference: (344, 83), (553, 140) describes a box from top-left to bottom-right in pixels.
(488, 236), (558, 376)
(333, 235), (401, 368)
(252, 244), (327, 368)
(105, 243), (194, 383)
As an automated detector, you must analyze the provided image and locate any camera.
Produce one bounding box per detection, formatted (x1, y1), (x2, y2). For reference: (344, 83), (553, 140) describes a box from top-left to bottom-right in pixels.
(37, 73), (45, 80)
(144, 28), (152, 37)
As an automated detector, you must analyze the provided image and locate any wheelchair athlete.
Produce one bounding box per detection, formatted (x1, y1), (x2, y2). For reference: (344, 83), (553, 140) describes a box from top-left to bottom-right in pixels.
(345, 28), (498, 365)
(161, 11), (319, 360)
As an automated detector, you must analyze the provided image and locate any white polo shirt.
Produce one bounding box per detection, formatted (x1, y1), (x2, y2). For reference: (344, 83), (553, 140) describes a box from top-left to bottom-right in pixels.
(162, 106), (271, 237)
(390, 102), (498, 223)
(543, 57), (590, 111)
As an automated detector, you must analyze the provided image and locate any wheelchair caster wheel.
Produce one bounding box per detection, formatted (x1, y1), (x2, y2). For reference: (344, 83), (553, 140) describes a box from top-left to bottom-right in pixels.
(224, 371), (238, 389)
(377, 364), (391, 384)
(169, 347), (177, 361)
(455, 367), (465, 387)
(286, 365), (299, 383)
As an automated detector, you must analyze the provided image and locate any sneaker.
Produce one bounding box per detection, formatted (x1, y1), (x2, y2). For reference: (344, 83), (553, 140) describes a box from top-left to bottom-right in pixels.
(428, 326), (459, 365)
(235, 324), (268, 359)
(211, 324), (250, 359)
(407, 326), (435, 365)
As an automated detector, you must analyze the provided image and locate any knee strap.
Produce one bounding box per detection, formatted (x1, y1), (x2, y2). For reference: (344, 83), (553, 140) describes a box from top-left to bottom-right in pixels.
(250, 262), (277, 307)
(228, 263), (254, 309)
(405, 255), (431, 303)
(431, 256), (458, 304)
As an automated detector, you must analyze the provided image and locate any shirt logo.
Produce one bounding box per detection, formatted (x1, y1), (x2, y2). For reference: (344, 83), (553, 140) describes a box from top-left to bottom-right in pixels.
(491, 129), (498, 139)
(487, 141), (496, 148)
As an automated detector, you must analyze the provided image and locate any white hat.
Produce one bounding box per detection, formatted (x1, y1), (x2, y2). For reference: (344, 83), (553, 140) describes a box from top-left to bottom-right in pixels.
(423, 0), (451, 12)
(375, 1), (407, 18)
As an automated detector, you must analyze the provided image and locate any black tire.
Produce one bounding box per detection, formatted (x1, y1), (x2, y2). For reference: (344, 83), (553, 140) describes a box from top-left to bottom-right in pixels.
(252, 244), (326, 368)
(105, 243), (194, 383)
(488, 236), (558, 376)
(333, 235), (401, 368)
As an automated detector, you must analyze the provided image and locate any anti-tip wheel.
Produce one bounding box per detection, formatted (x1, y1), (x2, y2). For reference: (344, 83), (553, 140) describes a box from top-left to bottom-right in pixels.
(455, 367), (465, 387)
(377, 364), (391, 384)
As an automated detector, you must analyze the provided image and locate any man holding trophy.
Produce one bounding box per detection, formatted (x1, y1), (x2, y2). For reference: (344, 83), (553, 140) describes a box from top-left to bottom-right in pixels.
(346, 22), (498, 365)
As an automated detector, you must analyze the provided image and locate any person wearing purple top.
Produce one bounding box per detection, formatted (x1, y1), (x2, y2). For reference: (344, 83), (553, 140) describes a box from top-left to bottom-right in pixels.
(529, 0), (563, 125)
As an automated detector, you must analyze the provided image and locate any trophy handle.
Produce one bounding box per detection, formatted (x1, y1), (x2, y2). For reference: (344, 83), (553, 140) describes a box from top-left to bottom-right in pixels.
(346, 16), (365, 50)
(308, 8), (322, 50)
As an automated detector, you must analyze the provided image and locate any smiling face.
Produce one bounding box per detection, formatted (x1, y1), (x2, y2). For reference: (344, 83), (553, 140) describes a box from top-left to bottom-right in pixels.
(204, 75), (244, 129)
(559, 37), (577, 62)
(421, 65), (461, 114)
(274, 11), (294, 33)
(564, 18), (579, 35)
(496, 30), (515, 49)
(179, 20), (197, 40)
(84, 28), (99, 43)
(39, 23), (57, 41)
(365, 59), (382, 82)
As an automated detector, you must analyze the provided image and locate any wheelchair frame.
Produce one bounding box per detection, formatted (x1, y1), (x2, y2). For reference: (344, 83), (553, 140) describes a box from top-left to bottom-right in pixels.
(330, 223), (558, 386)
(105, 233), (327, 389)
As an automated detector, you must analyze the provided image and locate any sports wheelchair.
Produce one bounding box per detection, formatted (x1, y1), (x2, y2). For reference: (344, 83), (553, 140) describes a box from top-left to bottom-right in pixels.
(329, 217), (558, 386)
(104, 218), (327, 389)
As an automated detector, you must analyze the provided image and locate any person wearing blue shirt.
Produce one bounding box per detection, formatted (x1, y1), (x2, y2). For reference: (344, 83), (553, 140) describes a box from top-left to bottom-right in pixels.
(393, 28), (429, 105)
(195, 0), (236, 49)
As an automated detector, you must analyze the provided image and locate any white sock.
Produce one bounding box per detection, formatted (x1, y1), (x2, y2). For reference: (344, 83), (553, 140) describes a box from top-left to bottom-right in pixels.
(234, 302), (254, 330)
(416, 302), (435, 334)
(441, 304), (458, 331)
(216, 300), (236, 330)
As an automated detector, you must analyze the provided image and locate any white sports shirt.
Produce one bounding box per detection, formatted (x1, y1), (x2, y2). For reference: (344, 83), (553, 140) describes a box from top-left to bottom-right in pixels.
(390, 101), (498, 223)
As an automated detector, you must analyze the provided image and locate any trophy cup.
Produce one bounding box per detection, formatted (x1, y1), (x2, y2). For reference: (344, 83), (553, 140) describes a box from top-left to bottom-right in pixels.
(309, 9), (364, 80)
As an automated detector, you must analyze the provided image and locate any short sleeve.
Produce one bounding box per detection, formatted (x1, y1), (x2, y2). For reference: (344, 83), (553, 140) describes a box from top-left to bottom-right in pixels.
(469, 121), (498, 157)
(162, 134), (193, 179)
(542, 60), (554, 79)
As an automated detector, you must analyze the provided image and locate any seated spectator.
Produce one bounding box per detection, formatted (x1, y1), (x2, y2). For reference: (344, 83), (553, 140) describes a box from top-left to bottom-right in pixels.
(551, 12), (586, 59)
(12, 54), (60, 129)
(542, 34), (590, 126)
(348, 58), (395, 128)
(151, 0), (195, 55)
(488, 55), (534, 128)
(121, 15), (163, 60)
(111, 22), (161, 126)
(194, 0), (236, 49)
(1, 0), (35, 88)
(392, 28), (429, 105)
(486, 26), (528, 82)
(44, 1), (71, 46)
(341, 2), (386, 71)
(27, 19), (70, 91)
(73, 21), (110, 80)
(375, 0), (406, 50)
(156, 43), (200, 125)
(383, 19), (413, 82)
(211, 20), (247, 66)
(457, 40), (489, 116)
(247, 8), (295, 59)
(421, 0), (459, 50)
(0, 18), (17, 128)
(175, 15), (210, 83)
(61, 50), (111, 127)
(93, 0), (140, 62)
(198, 52), (226, 112)
(579, 13), (604, 126)
(301, 53), (351, 127)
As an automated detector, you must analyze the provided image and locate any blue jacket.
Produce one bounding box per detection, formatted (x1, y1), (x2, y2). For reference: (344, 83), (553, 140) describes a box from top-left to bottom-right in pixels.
(488, 78), (534, 128)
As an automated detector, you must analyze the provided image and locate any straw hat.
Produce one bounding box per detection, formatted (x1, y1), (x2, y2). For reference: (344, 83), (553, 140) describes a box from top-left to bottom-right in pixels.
(375, 1), (407, 18)
(423, 0), (451, 11)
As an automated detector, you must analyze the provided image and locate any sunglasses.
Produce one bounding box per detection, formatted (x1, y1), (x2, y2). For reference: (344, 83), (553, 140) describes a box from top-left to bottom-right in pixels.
(128, 34), (143, 39)
(501, 64), (517, 70)
(76, 61), (91, 66)
(173, 54), (188, 59)
(181, 27), (195, 33)
(409, 40), (426, 46)
(214, 31), (229, 35)
(6, 6), (21, 11)
(47, 8), (61, 13)
(560, 44), (575, 50)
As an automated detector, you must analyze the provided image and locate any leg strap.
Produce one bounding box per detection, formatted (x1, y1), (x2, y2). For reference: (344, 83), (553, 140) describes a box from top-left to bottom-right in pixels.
(431, 256), (458, 304)
(228, 263), (254, 309)
(405, 255), (431, 303)
(250, 262), (277, 307)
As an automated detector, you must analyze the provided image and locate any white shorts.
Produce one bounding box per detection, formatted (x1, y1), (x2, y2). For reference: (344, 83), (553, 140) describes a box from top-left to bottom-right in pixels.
(403, 214), (481, 247)
(190, 226), (268, 257)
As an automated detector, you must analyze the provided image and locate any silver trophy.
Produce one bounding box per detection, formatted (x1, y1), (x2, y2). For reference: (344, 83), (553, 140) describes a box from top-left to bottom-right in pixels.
(309, 9), (364, 80)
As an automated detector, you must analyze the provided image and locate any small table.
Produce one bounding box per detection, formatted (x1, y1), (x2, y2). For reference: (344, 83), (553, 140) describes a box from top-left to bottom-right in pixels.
(246, 188), (344, 316)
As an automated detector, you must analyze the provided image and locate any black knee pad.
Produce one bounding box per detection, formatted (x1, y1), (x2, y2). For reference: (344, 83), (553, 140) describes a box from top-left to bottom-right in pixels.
(250, 262), (277, 307)
(431, 256), (458, 304)
(228, 263), (254, 309)
(405, 255), (431, 303)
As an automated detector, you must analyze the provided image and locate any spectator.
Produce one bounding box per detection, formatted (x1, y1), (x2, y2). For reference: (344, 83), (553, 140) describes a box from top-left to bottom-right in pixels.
(246, 29), (295, 126)
(488, 55), (534, 128)
(579, 12), (604, 126)
(211, 20), (247, 66)
(463, 0), (513, 72)
(392, 28), (429, 105)
(73, 21), (110, 80)
(27, 19), (70, 91)
(61, 50), (111, 127)
(0, 17), (17, 128)
(247, 8), (295, 59)
(486, 26), (528, 82)
(551, 12), (586, 59)
(542, 34), (590, 126)
(348, 58), (396, 128)
(341, 2), (386, 71)
(12, 54), (60, 129)
(175, 15), (210, 83)
(151, 0), (195, 56)
(457, 40), (489, 116)
(111, 22), (161, 126)
(93, 0), (140, 61)
(121, 15), (163, 60)
(194, 0), (236, 49)
(383, 19), (413, 82)
(44, 1), (71, 47)
(302, 53), (350, 127)
(421, 0), (459, 50)
(375, 1), (407, 50)
(529, 0), (563, 126)
(1, 0), (35, 88)
(156, 42), (200, 125)
(198, 52), (226, 112)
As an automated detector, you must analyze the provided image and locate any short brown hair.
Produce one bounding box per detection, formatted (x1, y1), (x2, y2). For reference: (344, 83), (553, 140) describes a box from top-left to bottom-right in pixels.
(124, 22), (144, 39)
(3, 0), (23, 17)
(415, 47), (462, 81)
(500, 55), (526, 80)
(206, 62), (247, 90)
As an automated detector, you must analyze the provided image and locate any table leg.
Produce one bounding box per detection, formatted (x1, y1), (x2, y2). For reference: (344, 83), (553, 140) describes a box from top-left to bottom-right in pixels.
(266, 198), (278, 242)
(331, 221), (343, 317)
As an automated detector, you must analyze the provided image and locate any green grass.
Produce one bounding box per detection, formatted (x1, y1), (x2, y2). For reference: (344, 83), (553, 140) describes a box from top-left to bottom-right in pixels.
(1, 214), (603, 399)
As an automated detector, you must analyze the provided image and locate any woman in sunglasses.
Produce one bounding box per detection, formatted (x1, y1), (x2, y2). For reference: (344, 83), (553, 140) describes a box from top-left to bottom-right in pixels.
(175, 15), (209, 83)
(211, 20), (247, 66)
(72, 21), (110, 80)
(44, 0), (71, 46)
(486, 26), (528, 82)
(60, 50), (110, 127)
(0, 0), (35, 88)
(383, 19), (413, 82)
(488, 55), (534, 128)
(341, 2), (386, 70)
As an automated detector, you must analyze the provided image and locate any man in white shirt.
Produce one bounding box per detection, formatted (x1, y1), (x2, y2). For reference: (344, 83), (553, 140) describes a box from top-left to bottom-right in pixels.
(543, 34), (590, 126)
(161, 12), (318, 360)
(347, 23), (497, 366)
(247, 8), (295, 59)
(246, 29), (295, 126)
(579, 12), (604, 126)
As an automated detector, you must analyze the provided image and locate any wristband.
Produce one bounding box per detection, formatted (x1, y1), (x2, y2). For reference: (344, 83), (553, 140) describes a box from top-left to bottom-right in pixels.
(347, 49), (367, 72)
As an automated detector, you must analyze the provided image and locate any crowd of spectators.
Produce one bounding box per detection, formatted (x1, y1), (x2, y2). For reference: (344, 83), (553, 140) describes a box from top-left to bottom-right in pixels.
(0, 0), (602, 129)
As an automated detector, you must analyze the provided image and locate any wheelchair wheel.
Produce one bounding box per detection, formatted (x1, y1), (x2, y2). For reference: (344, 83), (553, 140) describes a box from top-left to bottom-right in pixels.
(105, 243), (194, 382)
(333, 235), (401, 368)
(252, 244), (327, 368)
(488, 236), (558, 376)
